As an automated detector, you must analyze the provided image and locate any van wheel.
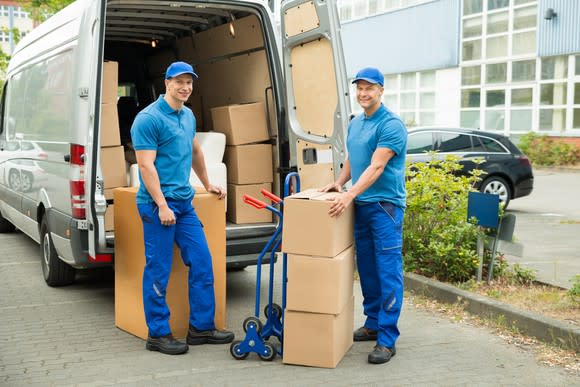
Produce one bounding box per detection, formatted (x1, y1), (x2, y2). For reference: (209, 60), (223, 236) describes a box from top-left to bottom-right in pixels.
(0, 211), (15, 233)
(481, 176), (511, 210)
(20, 171), (33, 192)
(8, 169), (21, 191)
(40, 217), (75, 286)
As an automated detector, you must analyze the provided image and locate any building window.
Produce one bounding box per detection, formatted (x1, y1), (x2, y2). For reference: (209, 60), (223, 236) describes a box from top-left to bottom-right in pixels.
(512, 60), (536, 82)
(464, 0), (483, 15)
(486, 63), (507, 84)
(488, 0), (509, 11)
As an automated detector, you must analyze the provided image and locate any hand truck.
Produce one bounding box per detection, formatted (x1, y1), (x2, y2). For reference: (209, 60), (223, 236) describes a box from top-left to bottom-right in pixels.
(229, 172), (300, 361)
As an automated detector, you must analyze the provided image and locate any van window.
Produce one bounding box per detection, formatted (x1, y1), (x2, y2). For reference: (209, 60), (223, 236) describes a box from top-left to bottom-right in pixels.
(5, 50), (74, 143)
(438, 133), (473, 152)
(407, 132), (434, 154)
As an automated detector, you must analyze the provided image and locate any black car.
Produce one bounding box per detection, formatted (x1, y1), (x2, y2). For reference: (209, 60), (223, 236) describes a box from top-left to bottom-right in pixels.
(406, 127), (534, 209)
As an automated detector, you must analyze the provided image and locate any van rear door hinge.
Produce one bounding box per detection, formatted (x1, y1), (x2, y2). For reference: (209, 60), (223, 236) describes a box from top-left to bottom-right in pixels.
(78, 88), (89, 99)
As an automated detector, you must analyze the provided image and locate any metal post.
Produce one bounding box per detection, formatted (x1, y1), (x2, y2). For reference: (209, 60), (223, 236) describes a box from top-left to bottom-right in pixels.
(476, 233), (484, 281)
(487, 220), (503, 282)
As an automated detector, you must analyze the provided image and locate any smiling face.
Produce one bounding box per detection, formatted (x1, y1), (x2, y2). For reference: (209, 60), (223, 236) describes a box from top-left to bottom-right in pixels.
(356, 80), (384, 114)
(164, 73), (193, 106)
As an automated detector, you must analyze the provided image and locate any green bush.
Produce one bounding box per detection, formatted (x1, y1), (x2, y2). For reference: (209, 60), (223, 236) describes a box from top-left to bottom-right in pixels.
(568, 275), (580, 304)
(518, 132), (580, 166)
(403, 155), (485, 282)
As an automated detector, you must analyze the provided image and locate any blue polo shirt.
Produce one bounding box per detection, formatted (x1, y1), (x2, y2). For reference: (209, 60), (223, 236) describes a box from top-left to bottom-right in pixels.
(347, 104), (407, 208)
(130, 95), (197, 204)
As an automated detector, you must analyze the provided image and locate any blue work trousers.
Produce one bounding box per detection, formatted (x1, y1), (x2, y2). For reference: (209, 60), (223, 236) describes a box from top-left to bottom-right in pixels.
(137, 199), (215, 337)
(354, 201), (404, 348)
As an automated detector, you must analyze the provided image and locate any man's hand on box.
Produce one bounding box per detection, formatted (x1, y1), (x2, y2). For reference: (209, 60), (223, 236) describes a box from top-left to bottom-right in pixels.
(319, 182), (342, 193)
(328, 191), (354, 218)
(207, 184), (226, 200)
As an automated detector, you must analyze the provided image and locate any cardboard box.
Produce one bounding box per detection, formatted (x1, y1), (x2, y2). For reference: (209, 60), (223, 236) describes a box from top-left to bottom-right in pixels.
(100, 146), (127, 189)
(286, 245), (354, 314)
(224, 144), (273, 184)
(113, 186), (227, 340)
(283, 296), (354, 368)
(105, 204), (114, 231)
(104, 188), (115, 201)
(100, 103), (120, 147)
(282, 189), (354, 257)
(227, 183), (273, 224)
(210, 102), (269, 145)
(102, 61), (118, 104)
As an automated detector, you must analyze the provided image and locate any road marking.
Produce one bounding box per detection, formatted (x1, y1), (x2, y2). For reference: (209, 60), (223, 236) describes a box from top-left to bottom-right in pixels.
(540, 213), (565, 217)
(0, 298), (109, 311)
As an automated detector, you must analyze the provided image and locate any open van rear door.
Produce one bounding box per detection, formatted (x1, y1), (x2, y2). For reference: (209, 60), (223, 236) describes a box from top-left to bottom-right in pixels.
(281, 0), (350, 190)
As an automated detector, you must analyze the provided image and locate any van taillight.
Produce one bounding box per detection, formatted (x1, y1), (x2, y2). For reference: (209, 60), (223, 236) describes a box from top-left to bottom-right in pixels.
(69, 144), (86, 219)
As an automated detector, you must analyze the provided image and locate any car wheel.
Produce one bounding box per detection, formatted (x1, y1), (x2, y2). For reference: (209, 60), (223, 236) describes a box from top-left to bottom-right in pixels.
(8, 169), (21, 191)
(0, 211), (15, 233)
(481, 176), (511, 209)
(20, 171), (33, 192)
(40, 217), (75, 286)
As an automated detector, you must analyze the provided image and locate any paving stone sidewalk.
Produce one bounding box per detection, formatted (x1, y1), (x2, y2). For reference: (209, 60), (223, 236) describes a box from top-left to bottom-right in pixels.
(1, 232), (578, 386)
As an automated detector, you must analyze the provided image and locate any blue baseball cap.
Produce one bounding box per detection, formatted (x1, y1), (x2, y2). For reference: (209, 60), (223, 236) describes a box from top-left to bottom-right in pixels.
(165, 61), (198, 80)
(351, 67), (384, 87)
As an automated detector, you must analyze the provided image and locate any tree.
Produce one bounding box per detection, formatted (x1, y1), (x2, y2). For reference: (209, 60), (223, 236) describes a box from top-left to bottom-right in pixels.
(18, 0), (75, 23)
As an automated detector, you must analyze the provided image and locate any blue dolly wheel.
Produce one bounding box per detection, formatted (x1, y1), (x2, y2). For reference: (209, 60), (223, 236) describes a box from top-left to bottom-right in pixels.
(243, 316), (263, 334)
(258, 342), (276, 361)
(264, 303), (283, 319)
(229, 340), (249, 360)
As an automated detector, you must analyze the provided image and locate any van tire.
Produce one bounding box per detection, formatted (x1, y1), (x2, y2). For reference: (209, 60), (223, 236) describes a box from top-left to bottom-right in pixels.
(40, 217), (75, 286)
(0, 212), (16, 233)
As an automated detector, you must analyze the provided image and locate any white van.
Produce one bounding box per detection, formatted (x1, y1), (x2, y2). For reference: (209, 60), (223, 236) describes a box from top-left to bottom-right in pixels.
(0, 0), (350, 286)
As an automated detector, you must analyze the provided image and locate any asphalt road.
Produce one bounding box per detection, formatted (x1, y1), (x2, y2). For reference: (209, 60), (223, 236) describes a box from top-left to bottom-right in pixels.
(506, 168), (580, 289)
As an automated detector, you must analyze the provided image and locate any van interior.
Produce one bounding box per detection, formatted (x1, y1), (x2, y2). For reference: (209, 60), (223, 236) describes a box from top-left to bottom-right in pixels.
(103, 1), (284, 266)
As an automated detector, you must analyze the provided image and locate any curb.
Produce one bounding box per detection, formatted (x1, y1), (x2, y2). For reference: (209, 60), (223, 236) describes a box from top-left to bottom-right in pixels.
(535, 166), (580, 174)
(404, 272), (580, 352)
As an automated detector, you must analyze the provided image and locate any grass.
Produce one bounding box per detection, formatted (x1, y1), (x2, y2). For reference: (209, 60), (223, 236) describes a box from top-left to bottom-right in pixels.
(459, 279), (579, 326)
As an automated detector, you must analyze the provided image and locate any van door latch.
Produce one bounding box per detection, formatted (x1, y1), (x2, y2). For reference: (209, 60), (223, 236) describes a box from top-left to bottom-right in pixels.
(78, 88), (89, 99)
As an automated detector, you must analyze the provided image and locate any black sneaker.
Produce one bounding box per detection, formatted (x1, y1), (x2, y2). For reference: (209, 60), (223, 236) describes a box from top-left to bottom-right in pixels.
(186, 326), (235, 345)
(353, 326), (378, 342)
(368, 345), (396, 364)
(146, 334), (188, 355)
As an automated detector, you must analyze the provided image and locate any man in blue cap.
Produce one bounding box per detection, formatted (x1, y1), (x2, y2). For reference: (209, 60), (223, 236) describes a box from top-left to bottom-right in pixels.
(321, 66), (407, 364)
(131, 61), (234, 355)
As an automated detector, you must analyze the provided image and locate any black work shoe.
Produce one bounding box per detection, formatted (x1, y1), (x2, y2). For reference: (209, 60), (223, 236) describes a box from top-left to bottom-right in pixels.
(186, 326), (235, 345)
(353, 326), (378, 342)
(146, 334), (188, 355)
(368, 345), (396, 364)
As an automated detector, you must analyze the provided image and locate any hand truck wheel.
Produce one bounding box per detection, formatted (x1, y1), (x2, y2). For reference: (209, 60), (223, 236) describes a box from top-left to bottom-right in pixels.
(229, 340), (249, 360)
(258, 342), (277, 361)
(242, 316), (263, 334)
(264, 303), (283, 319)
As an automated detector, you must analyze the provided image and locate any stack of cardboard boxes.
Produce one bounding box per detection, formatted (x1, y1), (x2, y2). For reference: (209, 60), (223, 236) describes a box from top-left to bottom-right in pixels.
(100, 60), (127, 231)
(281, 189), (355, 368)
(211, 102), (273, 224)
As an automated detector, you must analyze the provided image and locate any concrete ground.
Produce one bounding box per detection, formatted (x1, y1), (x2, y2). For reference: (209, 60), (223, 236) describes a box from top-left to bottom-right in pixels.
(1, 231), (578, 386)
(506, 168), (580, 289)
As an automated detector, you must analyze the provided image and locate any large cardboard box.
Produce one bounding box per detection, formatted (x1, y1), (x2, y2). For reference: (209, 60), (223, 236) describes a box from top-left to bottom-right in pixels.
(224, 144), (273, 184)
(100, 146), (127, 189)
(102, 61), (118, 104)
(105, 204), (114, 231)
(286, 245), (354, 314)
(282, 189), (354, 257)
(283, 297), (354, 368)
(210, 102), (269, 145)
(114, 187), (227, 340)
(100, 103), (121, 147)
(227, 183), (273, 224)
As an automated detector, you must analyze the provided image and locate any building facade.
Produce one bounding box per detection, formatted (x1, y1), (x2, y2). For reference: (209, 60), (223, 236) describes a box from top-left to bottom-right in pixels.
(0, 1), (33, 55)
(339, 0), (580, 138)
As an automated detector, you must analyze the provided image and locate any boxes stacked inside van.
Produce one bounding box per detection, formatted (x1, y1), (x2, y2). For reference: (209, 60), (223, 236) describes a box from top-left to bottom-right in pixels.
(210, 102), (274, 224)
(100, 61), (128, 231)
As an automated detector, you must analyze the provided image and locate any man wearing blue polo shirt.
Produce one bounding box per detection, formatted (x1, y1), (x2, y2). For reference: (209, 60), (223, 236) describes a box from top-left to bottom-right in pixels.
(131, 61), (234, 355)
(322, 67), (407, 364)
